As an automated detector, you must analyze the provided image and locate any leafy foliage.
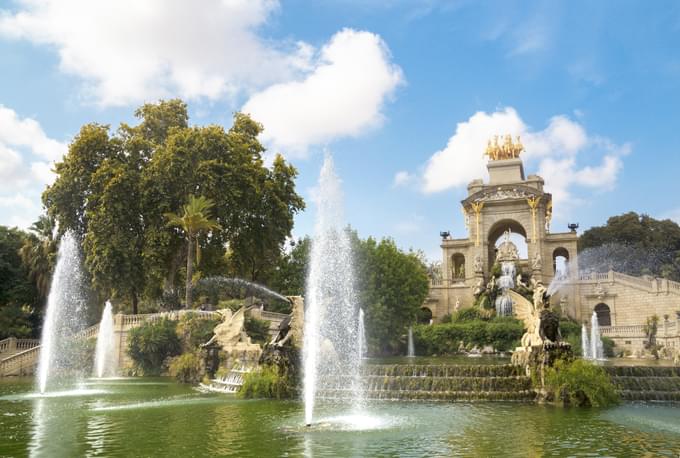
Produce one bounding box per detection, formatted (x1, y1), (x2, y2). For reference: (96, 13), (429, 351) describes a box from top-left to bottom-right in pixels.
(176, 313), (220, 350)
(168, 351), (204, 383)
(239, 366), (294, 399)
(353, 234), (430, 355)
(579, 212), (680, 281)
(165, 195), (220, 308)
(244, 316), (271, 344)
(413, 317), (524, 354)
(43, 100), (305, 313)
(544, 359), (619, 407)
(0, 227), (41, 338)
(127, 318), (182, 375)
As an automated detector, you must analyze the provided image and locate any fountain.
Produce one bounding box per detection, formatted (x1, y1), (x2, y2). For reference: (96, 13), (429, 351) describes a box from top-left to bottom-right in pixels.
(94, 301), (116, 378)
(495, 261), (515, 316)
(36, 231), (87, 394)
(581, 324), (590, 359)
(583, 312), (605, 360)
(358, 309), (367, 359)
(590, 311), (605, 360)
(303, 154), (361, 426)
(407, 326), (415, 357)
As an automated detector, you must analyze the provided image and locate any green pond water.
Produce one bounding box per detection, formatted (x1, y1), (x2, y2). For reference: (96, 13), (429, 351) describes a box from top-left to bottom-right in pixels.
(1, 377), (679, 457)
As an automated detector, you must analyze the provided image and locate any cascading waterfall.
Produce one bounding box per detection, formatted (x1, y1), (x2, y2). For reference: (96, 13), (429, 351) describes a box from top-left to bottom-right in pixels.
(36, 231), (87, 394)
(94, 301), (116, 378)
(495, 261), (515, 316)
(358, 309), (367, 359)
(407, 326), (415, 357)
(303, 154), (361, 426)
(581, 324), (590, 358)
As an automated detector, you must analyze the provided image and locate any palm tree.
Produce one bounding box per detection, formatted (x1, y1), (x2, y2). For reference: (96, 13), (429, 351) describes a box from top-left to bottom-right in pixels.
(19, 215), (57, 301)
(165, 196), (221, 308)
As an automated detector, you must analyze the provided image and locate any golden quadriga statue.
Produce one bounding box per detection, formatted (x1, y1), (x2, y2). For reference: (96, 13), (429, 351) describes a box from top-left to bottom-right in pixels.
(484, 134), (524, 161)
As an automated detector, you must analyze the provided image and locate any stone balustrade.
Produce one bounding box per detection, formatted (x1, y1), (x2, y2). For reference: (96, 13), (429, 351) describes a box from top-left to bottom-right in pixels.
(0, 337), (40, 356)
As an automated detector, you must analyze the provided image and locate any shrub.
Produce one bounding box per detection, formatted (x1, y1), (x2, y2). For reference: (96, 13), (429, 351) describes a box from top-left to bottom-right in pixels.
(176, 314), (219, 350)
(452, 308), (483, 322)
(168, 352), (204, 383)
(244, 316), (270, 344)
(601, 336), (616, 357)
(127, 318), (181, 375)
(413, 318), (523, 354)
(239, 366), (293, 399)
(544, 359), (619, 407)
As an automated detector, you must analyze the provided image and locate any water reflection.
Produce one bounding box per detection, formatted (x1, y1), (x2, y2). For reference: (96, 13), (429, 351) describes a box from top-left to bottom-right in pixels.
(28, 397), (82, 457)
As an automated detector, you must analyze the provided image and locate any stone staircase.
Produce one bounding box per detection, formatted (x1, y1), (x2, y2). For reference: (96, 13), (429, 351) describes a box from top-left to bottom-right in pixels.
(604, 366), (680, 402)
(316, 364), (536, 402)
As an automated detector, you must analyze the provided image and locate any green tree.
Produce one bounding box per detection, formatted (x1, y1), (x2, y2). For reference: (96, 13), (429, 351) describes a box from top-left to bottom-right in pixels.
(579, 212), (680, 281)
(42, 100), (305, 313)
(353, 234), (430, 355)
(83, 158), (145, 313)
(165, 196), (221, 308)
(270, 237), (311, 296)
(0, 226), (40, 338)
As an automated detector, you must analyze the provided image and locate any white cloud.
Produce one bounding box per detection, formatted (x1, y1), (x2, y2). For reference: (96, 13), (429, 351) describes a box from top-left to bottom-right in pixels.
(0, 106), (66, 228)
(0, 0), (306, 106)
(0, 106), (65, 160)
(393, 170), (414, 187)
(420, 107), (630, 219)
(422, 107), (524, 193)
(243, 29), (404, 155)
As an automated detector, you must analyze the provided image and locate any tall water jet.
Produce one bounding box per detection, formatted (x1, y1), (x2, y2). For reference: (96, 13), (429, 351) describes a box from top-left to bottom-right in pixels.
(36, 231), (87, 393)
(590, 311), (605, 360)
(407, 326), (415, 357)
(358, 308), (367, 359)
(94, 301), (116, 378)
(303, 155), (361, 426)
(581, 324), (590, 359)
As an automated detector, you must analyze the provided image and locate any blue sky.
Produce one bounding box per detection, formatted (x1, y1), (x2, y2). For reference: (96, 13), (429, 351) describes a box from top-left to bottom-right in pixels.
(0, 0), (679, 260)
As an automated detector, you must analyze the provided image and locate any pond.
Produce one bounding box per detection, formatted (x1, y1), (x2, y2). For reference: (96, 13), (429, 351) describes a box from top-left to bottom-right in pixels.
(1, 377), (679, 457)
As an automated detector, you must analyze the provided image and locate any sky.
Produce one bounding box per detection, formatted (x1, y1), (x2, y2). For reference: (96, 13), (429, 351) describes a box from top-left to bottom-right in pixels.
(1, 0), (679, 261)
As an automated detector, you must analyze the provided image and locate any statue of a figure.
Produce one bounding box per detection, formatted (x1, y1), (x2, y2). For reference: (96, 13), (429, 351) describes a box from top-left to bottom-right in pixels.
(454, 298), (461, 312)
(473, 278), (485, 297)
(473, 255), (483, 273)
(487, 275), (496, 291)
(533, 281), (547, 310)
(458, 264), (465, 278)
(532, 252), (542, 270)
(516, 273), (528, 289)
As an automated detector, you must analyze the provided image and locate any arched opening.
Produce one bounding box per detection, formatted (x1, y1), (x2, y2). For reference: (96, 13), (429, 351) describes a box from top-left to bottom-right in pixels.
(451, 253), (465, 282)
(553, 247), (570, 279)
(416, 307), (433, 324)
(487, 219), (528, 267)
(594, 303), (611, 327)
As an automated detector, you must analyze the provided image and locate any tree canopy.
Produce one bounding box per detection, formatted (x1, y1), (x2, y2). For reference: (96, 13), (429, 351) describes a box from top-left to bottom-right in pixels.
(578, 212), (680, 281)
(43, 99), (305, 312)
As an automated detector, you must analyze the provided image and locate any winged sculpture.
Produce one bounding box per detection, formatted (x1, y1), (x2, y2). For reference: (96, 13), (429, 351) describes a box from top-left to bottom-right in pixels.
(509, 289), (543, 348)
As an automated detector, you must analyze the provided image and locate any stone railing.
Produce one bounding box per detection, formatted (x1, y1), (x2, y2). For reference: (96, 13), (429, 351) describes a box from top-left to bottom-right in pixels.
(0, 337), (40, 356)
(429, 277), (443, 286)
(612, 272), (655, 290)
(600, 325), (646, 337)
(0, 345), (41, 376)
(0, 310), (223, 377)
(119, 310), (221, 328)
(259, 310), (288, 322)
(579, 272), (611, 282)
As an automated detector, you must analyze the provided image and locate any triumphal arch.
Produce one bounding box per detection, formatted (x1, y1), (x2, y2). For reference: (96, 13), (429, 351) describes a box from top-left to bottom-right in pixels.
(425, 135), (578, 316)
(424, 135), (680, 355)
